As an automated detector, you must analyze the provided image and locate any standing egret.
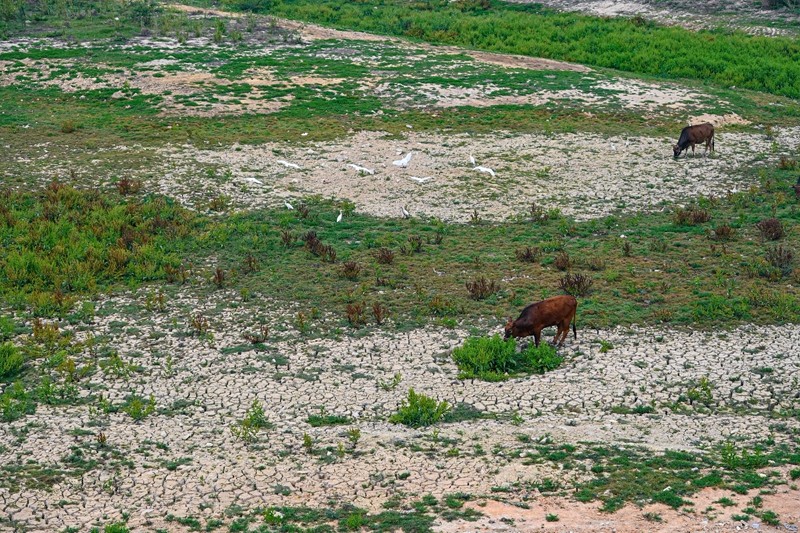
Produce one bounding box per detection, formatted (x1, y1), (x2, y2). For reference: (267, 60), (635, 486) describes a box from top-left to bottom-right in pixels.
(284, 200), (294, 210)
(469, 153), (476, 166)
(393, 152), (414, 168)
(336, 210), (343, 223)
(400, 205), (411, 219)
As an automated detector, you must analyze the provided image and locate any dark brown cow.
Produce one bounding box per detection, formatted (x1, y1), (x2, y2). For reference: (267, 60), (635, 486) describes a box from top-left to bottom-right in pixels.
(504, 295), (577, 347)
(673, 123), (715, 158)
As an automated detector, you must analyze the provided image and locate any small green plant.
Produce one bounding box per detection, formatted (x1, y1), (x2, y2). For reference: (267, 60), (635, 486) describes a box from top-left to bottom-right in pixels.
(347, 428), (361, 449)
(123, 394), (156, 421)
(230, 399), (272, 443)
(714, 497), (735, 507)
(378, 372), (402, 391)
(0, 342), (24, 379)
(303, 433), (314, 453)
(389, 389), (450, 428)
(687, 377), (714, 406)
(760, 510), (779, 526)
(643, 512), (662, 522)
(545, 514), (559, 522)
(598, 340), (613, 353)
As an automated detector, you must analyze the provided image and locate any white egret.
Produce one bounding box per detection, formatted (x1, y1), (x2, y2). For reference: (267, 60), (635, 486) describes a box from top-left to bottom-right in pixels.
(469, 153), (476, 165)
(408, 176), (433, 184)
(284, 200), (294, 210)
(347, 163), (375, 175)
(242, 177), (263, 185)
(400, 205), (411, 219)
(277, 160), (300, 169)
(336, 210), (343, 223)
(393, 152), (414, 168)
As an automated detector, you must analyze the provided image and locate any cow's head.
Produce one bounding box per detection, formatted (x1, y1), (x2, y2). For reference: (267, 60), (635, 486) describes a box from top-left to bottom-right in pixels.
(672, 144), (682, 158)
(503, 317), (515, 339)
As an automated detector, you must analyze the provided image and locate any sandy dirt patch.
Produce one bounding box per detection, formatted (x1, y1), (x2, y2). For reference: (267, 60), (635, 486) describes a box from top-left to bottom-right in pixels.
(150, 127), (798, 221)
(439, 488), (800, 532)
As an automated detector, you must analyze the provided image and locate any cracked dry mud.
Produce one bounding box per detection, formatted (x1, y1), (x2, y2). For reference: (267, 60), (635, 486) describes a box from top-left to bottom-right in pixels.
(1, 288), (799, 531)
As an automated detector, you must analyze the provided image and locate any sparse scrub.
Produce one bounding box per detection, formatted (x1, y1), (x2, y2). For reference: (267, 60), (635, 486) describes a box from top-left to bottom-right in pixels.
(559, 272), (593, 296)
(341, 261), (362, 280)
(374, 248), (395, 265)
(757, 218), (785, 241)
(0, 342), (24, 379)
(765, 245), (793, 276)
(515, 246), (541, 263)
(465, 277), (499, 300)
(281, 230), (295, 247)
(346, 302), (366, 327)
(60, 119), (76, 133)
(778, 156), (798, 170)
(673, 207), (710, 226)
(713, 223), (736, 240)
(389, 388), (450, 428)
(371, 302), (389, 325)
(212, 267), (226, 289)
(554, 251), (571, 271)
(452, 335), (563, 381)
(407, 235), (423, 253)
(243, 324), (269, 344)
(116, 177), (142, 196)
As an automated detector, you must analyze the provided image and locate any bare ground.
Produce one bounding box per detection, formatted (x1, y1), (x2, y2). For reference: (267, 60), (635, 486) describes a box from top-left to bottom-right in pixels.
(1, 289), (799, 531)
(148, 126), (795, 222)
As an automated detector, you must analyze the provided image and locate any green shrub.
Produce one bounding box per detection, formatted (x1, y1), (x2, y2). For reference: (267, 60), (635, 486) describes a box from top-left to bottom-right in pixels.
(231, 399), (273, 442)
(0, 342), (24, 379)
(223, 0), (275, 12)
(0, 382), (36, 422)
(452, 334), (563, 381)
(389, 389), (450, 428)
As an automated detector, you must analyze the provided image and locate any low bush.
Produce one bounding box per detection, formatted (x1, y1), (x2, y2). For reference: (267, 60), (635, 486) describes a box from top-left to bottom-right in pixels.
(515, 246), (541, 263)
(673, 207), (710, 226)
(765, 245), (793, 276)
(0, 342), (24, 379)
(389, 389), (450, 428)
(554, 251), (571, 271)
(452, 334), (563, 381)
(465, 277), (499, 300)
(757, 218), (785, 241)
(559, 273), (593, 296)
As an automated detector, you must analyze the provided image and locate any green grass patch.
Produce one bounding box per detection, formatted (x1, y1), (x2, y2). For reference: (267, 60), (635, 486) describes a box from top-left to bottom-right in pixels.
(389, 388), (450, 428)
(452, 334), (562, 381)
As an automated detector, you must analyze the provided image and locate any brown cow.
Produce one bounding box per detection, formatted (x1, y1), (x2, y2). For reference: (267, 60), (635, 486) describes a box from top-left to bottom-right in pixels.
(504, 295), (577, 347)
(673, 123), (715, 158)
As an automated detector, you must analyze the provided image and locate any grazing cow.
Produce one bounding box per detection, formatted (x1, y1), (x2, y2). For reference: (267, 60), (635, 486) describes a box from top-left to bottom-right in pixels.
(673, 123), (715, 158)
(504, 295), (577, 347)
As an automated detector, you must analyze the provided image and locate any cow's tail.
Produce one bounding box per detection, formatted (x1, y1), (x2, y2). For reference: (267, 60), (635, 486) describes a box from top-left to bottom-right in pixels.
(572, 312), (577, 339)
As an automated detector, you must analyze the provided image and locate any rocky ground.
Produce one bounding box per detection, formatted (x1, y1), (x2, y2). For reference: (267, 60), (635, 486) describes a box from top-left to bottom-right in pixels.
(1, 288), (799, 531)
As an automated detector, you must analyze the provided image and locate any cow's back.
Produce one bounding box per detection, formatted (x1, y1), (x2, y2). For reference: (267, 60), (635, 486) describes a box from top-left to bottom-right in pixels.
(516, 295), (576, 328)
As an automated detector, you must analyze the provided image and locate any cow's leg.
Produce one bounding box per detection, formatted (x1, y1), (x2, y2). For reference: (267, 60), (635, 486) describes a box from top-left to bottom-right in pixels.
(555, 321), (567, 347)
(553, 324), (563, 346)
(533, 329), (542, 348)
